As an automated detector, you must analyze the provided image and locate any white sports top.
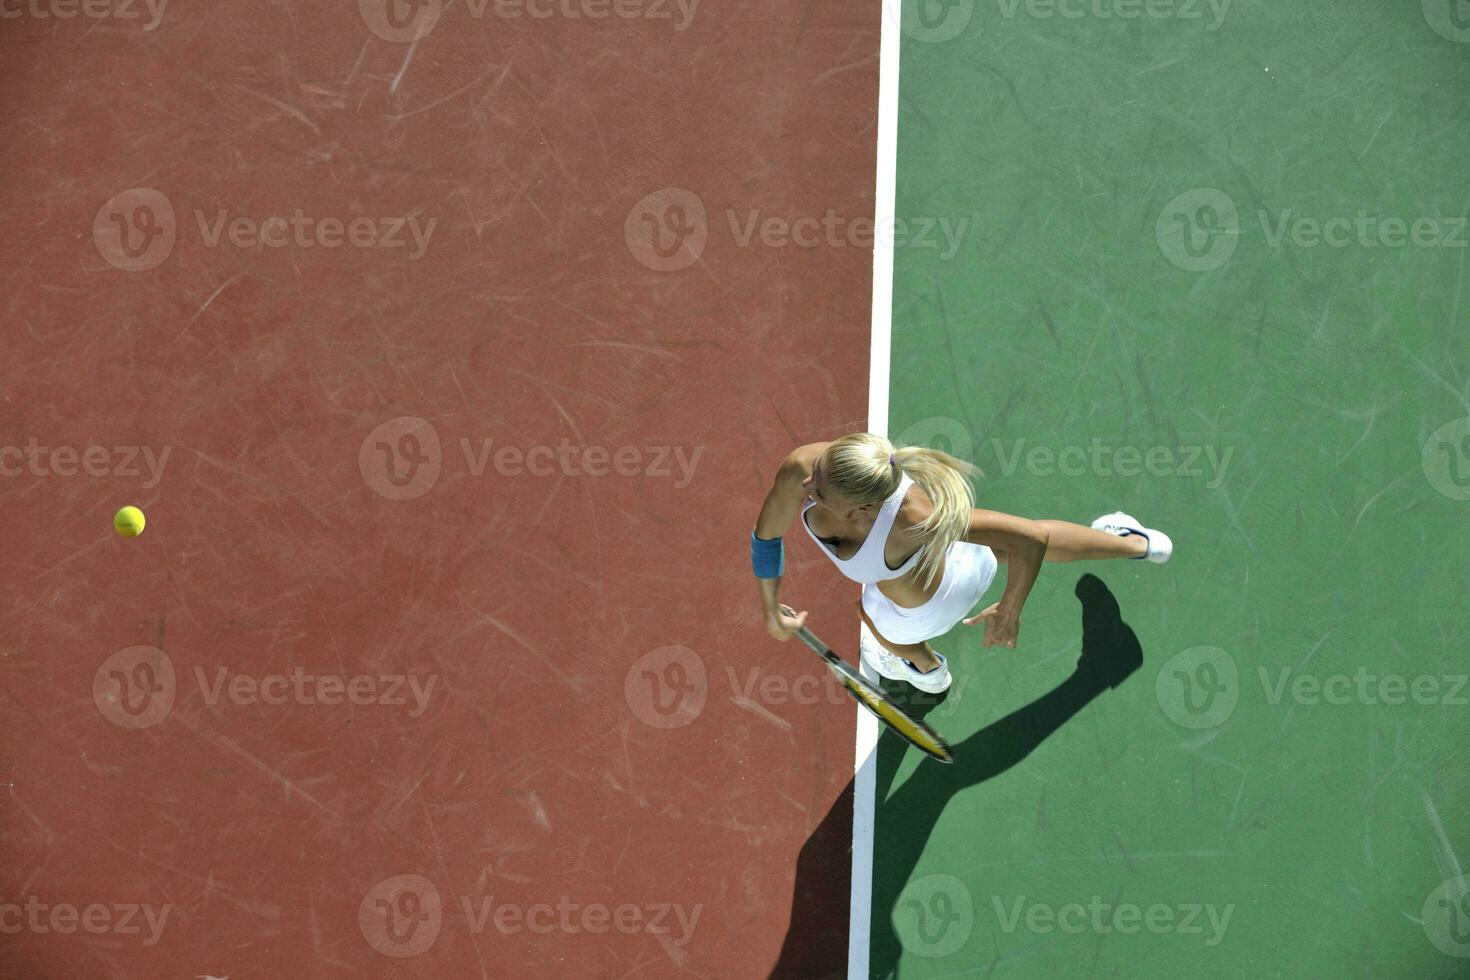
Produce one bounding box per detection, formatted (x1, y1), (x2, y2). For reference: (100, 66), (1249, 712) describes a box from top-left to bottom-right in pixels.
(800, 473), (924, 584)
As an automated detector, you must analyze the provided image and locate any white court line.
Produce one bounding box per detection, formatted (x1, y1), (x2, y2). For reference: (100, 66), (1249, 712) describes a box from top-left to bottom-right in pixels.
(850, 1), (901, 976)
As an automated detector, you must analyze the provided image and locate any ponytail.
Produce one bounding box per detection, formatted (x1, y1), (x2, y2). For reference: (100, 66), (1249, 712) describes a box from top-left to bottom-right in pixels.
(891, 445), (976, 590)
(822, 433), (978, 590)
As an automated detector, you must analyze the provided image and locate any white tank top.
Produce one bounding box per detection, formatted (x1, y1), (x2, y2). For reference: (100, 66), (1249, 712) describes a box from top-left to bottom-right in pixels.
(800, 473), (923, 584)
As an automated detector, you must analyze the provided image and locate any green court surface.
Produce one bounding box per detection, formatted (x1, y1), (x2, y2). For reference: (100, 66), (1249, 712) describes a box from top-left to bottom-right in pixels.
(871, 1), (1470, 976)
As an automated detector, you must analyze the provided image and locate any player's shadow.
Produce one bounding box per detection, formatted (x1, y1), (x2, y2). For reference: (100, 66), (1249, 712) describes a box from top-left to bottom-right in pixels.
(768, 573), (1143, 979)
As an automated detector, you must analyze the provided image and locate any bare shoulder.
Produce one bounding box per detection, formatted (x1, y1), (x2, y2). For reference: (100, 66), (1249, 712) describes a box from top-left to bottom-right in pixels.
(777, 442), (829, 483)
(756, 442), (829, 540)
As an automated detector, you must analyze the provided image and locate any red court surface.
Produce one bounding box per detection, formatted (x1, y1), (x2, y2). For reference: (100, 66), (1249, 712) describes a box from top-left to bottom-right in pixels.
(1, 4), (881, 976)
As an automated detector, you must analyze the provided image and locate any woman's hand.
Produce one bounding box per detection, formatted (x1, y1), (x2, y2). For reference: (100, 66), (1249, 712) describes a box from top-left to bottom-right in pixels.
(766, 603), (809, 641)
(964, 602), (1020, 648)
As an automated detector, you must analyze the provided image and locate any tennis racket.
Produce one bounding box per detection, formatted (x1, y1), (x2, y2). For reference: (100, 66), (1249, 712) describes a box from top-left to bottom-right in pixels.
(793, 625), (953, 764)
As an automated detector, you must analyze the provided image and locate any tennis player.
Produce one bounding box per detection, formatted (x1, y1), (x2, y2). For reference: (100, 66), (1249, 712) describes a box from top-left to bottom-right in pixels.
(751, 433), (1171, 693)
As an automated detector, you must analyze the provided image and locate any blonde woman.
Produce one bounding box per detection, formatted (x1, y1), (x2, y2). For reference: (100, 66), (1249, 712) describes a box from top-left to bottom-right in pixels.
(750, 433), (1172, 693)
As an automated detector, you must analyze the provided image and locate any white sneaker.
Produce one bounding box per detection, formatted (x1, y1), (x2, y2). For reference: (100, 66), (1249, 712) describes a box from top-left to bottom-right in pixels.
(899, 652), (952, 694)
(1091, 511), (1173, 564)
(858, 622), (908, 680)
(859, 623), (953, 693)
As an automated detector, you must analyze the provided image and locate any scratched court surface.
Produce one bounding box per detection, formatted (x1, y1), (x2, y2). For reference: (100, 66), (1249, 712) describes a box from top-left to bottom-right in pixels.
(868, 1), (1470, 977)
(0, 4), (882, 977)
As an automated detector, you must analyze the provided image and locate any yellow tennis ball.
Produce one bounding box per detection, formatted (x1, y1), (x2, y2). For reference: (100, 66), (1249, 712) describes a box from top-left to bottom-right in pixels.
(114, 505), (146, 538)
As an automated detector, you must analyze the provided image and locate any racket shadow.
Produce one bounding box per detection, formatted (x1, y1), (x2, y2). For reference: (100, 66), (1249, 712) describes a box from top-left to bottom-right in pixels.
(768, 573), (1143, 980)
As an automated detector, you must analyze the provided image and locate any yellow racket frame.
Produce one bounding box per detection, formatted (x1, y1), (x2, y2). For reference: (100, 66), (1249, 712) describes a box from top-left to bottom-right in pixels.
(796, 626), (953, 763)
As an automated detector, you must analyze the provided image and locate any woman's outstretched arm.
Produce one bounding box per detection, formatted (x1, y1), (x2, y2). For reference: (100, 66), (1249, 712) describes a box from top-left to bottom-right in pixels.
(753, 444), (825, 640)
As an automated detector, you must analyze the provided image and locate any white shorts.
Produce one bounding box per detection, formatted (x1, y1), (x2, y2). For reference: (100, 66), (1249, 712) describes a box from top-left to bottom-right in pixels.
(860, 541), (998, 645)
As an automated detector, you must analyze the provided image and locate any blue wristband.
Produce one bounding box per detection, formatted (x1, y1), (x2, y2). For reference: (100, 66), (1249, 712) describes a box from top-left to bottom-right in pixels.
(751, 531), (784, 579)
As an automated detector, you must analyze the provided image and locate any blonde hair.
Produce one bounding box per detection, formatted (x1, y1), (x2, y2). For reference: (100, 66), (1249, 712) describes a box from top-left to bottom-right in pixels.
(822, 433), (978, 590)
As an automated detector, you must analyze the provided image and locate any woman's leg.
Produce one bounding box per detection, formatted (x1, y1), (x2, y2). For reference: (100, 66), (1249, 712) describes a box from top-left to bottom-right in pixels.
(991, 520), (1148, 563)
(857, 599), (942, 672)
(1039, 519), (1148, 561)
